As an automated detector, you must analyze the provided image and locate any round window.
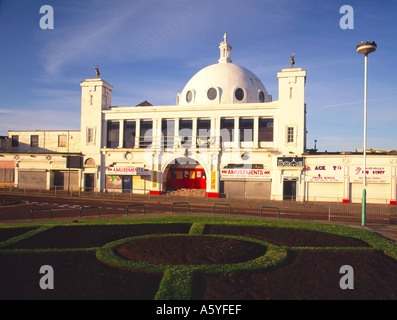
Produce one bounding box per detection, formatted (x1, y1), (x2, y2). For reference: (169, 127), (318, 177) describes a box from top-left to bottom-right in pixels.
(235, 88), (244, 101)
(207, 87), (217, 100)
(186, 90), (192, 103)
(259, 91), (265, 103)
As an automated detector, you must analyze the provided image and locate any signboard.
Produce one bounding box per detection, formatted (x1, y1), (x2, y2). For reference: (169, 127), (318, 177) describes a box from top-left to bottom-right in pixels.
(305, 165), (343, 182)
(50, 163), (67, 170)
(221, 169), (271, 178)
(66, 156), (83, 169)
(0, 161), (15, 169)
(277, 157), (304, 167)
(351, 166), (390, 183)
(152, 171), (157, 188)
(106, 167), (150, 175)
(211, 171), (216, 189)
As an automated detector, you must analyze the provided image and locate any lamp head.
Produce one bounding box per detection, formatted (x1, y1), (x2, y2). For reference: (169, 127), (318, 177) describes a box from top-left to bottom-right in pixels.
(357, 41), (377, 55)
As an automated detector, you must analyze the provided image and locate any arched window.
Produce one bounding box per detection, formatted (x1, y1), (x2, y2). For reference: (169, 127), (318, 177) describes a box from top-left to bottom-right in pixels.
(84, 158), (96, 167)
(258, 91), (265, 103)
(186, 90), (193, 103)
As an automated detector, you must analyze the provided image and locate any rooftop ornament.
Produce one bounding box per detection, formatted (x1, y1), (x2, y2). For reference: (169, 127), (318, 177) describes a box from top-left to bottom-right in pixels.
(95, 65), (100, 78)
(290, 53), (295, 68)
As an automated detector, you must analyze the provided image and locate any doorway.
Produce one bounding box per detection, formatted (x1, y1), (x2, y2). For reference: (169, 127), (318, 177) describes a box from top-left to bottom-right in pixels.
(122, 175), (132, 193)
(283, 179), (296, 200)
(84, 173), (95, 191)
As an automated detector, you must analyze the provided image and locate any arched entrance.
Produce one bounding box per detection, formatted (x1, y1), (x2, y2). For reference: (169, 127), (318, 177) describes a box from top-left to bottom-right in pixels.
(162, 157), (208, 194)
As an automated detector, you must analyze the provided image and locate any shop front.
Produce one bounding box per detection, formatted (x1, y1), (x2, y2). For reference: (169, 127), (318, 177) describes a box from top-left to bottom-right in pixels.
(105, 167), (151, 193)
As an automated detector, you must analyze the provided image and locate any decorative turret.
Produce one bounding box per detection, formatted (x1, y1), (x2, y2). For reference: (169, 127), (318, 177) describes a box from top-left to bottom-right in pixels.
(218, 33), (232, 63)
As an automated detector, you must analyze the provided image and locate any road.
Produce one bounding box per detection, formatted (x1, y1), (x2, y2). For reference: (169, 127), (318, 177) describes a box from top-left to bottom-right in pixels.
(0, 193), (331, 223)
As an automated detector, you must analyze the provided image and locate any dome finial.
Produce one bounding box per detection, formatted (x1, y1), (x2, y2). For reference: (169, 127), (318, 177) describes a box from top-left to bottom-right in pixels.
(218, 33), (232, 63)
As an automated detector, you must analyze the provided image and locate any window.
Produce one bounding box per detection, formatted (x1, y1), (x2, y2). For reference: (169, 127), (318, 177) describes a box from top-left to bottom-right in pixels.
(235, 88), (244, 101)
(30, 135), (39, 147)
(179, 119), (193, 147)
(186, 90), (193, 103)
(207, 87), (217, 100)
(197, 119), (211, 148)
(58, 135), (67, 147)
(123, 121), (136, 148)
(11, 135), (19, 147)
(0, 168), (14, 183)
(162, 119), (175, 148)
(258, 118), (273, 142)
(220, 118), (234, 142)
(239, 118), (253, 142)
(258, 91), (265, 103)
(287, 127), (294, 143)
(139, 120), (152, 148)
(87, 127), (95, 144)
(107, 121), (119, 148)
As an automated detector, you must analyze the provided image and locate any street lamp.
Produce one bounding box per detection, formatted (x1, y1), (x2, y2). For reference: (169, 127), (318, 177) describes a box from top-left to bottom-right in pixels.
(356, 41), (377, 226)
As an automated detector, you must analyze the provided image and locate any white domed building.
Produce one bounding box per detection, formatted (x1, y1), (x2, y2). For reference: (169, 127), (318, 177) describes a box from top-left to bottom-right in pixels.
(78, 34), (308, 199)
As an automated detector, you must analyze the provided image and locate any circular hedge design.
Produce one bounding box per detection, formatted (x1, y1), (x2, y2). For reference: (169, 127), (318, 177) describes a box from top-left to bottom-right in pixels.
(115, 235), (268, 265)
(96, 233), (288, 274)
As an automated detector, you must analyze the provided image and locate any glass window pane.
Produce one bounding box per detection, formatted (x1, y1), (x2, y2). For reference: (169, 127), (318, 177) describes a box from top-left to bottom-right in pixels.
(197, 119), (211, 148)
(140, 120), (152, 148)
(30, 135), (39, 147)
(258, 118), (273, 142)
(107, 121), (119, 148)
(220, 118), (234, 142)
(162, 119), (175, 148)
(239, 118), (253, 142)
(123, 121), (136, 148)
(179, 119), (192, 147)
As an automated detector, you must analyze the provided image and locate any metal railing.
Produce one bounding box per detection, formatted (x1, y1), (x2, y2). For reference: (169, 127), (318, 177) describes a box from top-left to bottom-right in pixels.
(115, 135), (220, 149)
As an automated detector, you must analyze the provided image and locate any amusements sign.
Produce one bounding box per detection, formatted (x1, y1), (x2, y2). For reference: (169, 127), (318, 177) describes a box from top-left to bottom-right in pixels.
(106, 167), (150, 175)
(220, 169), (271, 178)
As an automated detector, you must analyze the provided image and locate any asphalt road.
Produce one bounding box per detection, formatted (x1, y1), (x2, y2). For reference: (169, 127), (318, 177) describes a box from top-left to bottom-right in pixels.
(0, 193), (331, 223)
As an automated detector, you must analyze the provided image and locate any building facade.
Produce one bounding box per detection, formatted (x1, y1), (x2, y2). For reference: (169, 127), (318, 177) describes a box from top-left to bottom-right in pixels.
(1, 35), (396, 204)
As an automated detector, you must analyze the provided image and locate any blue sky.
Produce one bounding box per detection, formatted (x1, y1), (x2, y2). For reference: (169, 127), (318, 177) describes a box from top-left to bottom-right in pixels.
(0, 0), (396, 152)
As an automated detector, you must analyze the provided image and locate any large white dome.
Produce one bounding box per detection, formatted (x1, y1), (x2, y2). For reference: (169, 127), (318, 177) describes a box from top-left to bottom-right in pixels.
(177, 34), (271, 106)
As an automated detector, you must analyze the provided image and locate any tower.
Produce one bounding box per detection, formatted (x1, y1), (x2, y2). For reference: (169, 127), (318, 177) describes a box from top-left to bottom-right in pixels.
(80, 73), (113, 191)
(277, 66), (307, 155)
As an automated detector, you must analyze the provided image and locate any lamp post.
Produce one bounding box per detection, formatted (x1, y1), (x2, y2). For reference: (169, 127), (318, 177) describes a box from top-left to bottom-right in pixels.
(356, 41), (377, 226)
